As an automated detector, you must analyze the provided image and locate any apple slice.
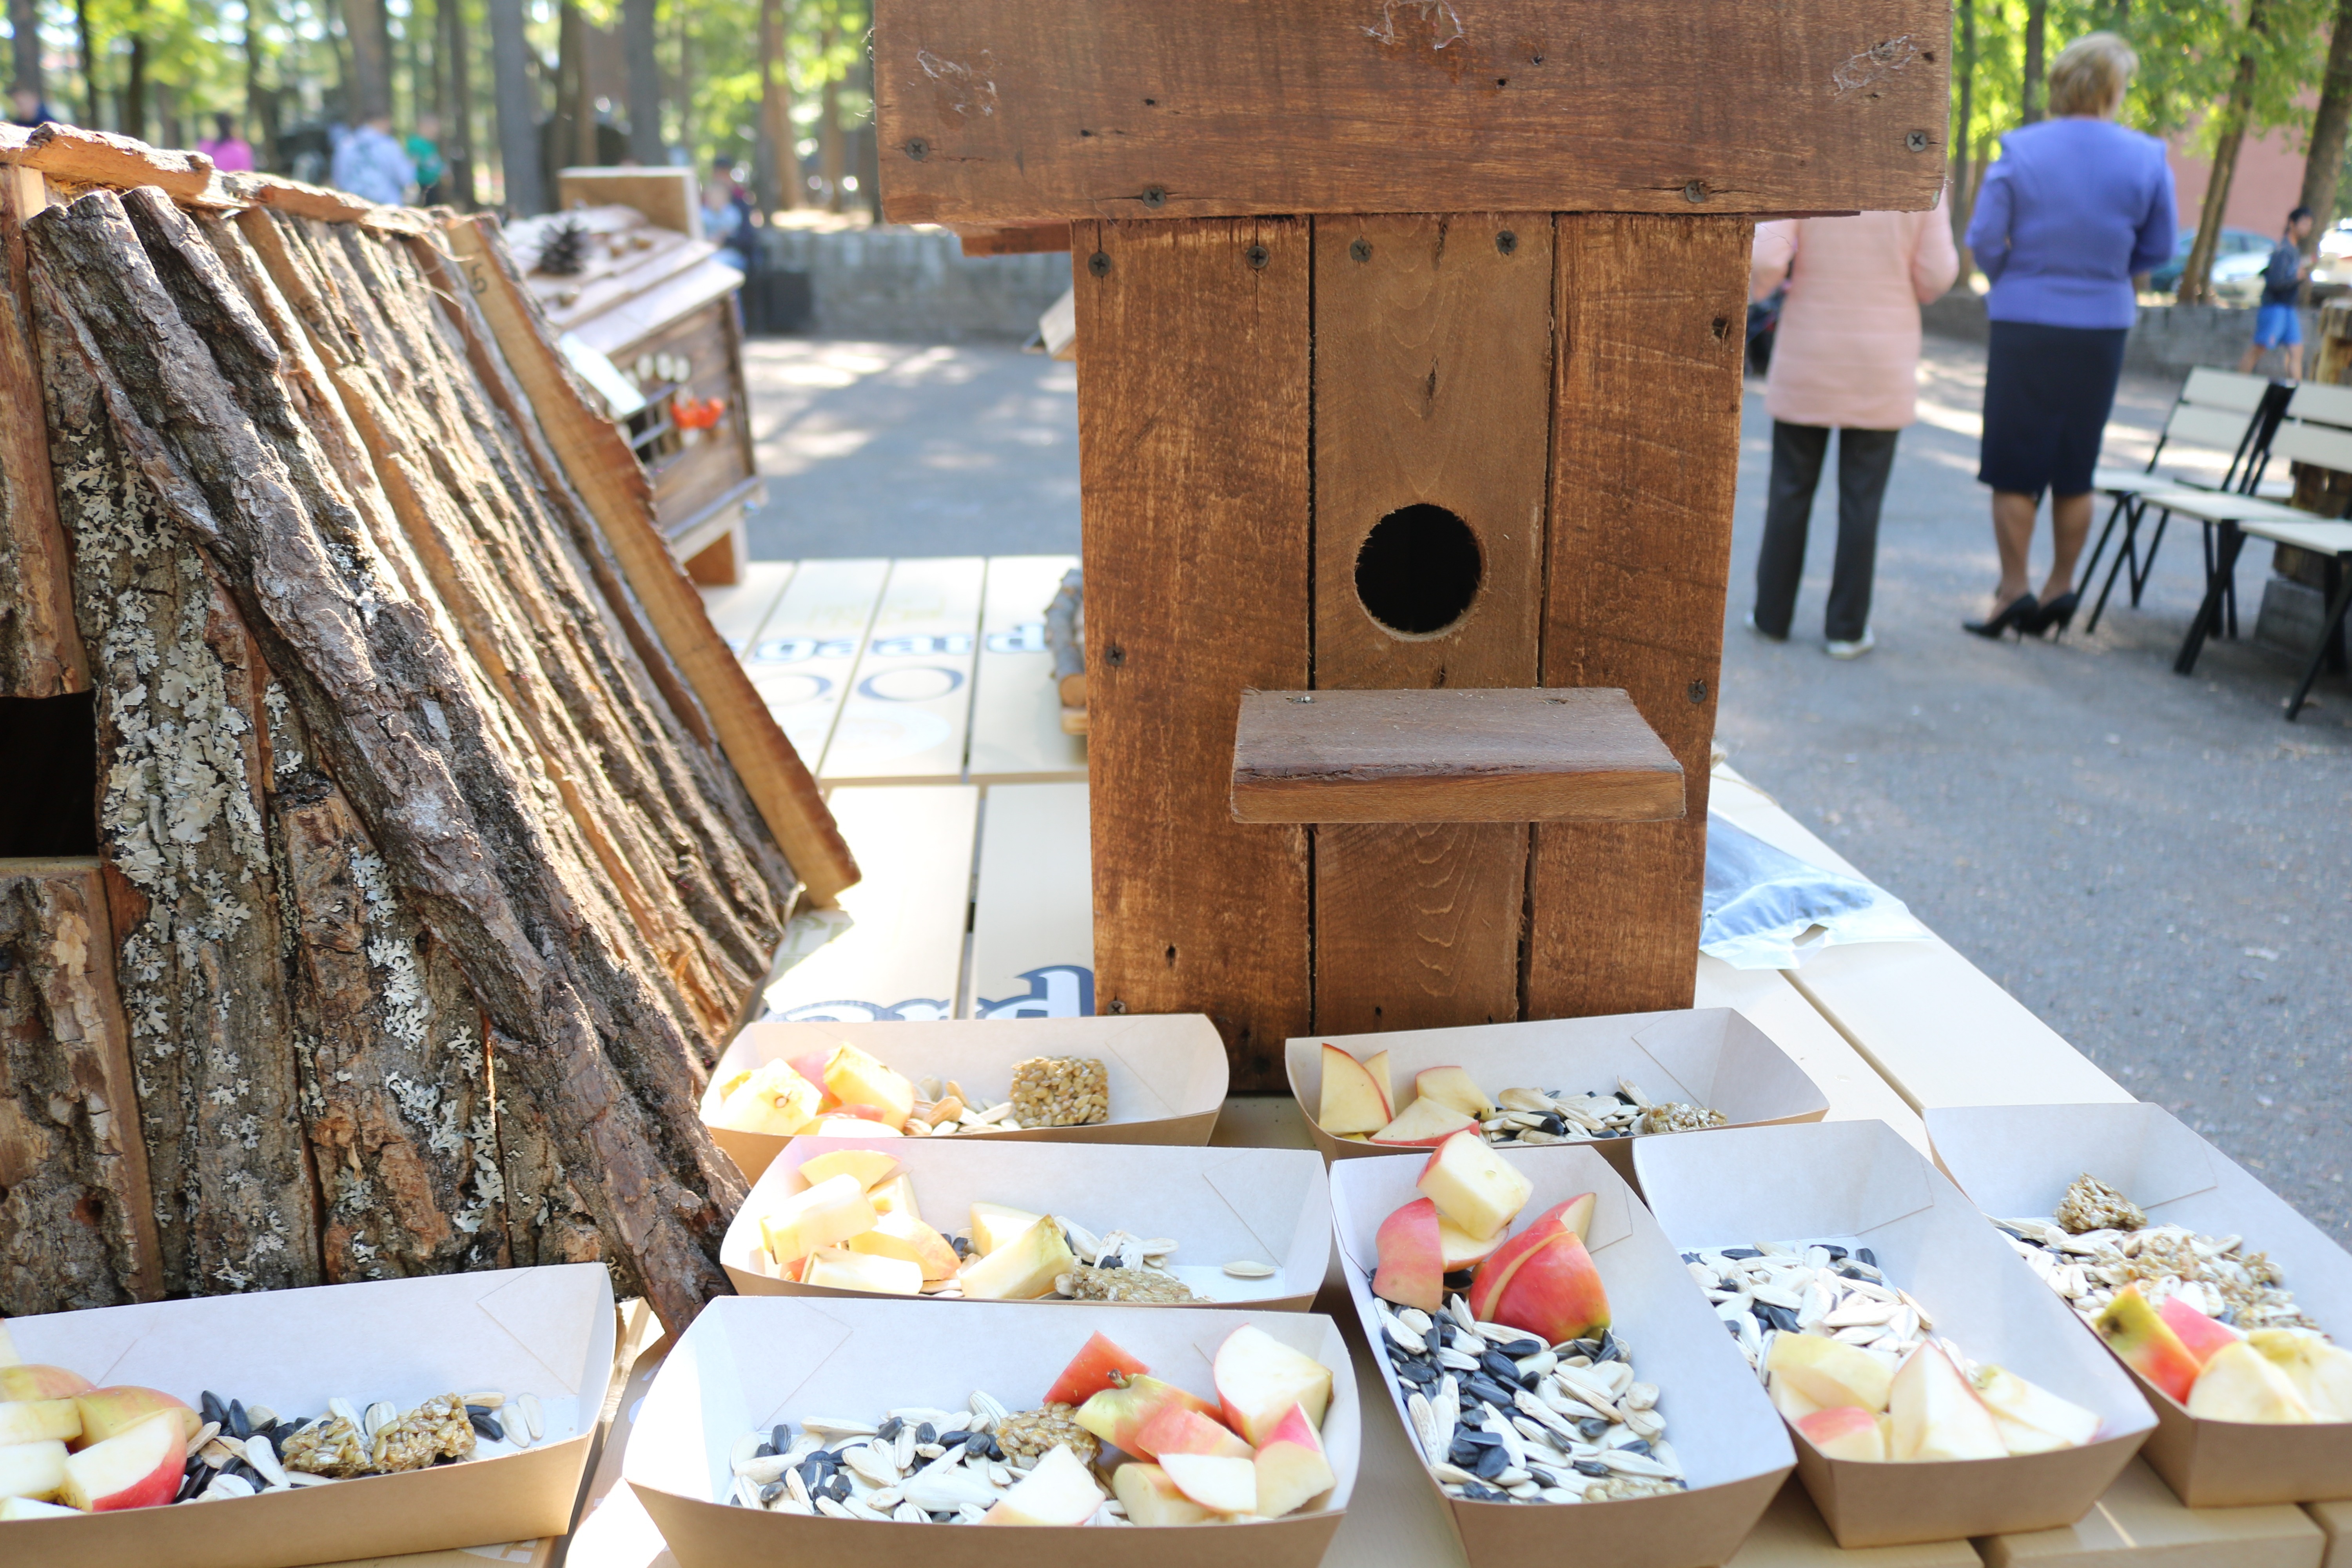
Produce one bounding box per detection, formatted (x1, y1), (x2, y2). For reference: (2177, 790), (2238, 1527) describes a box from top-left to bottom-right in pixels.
(1074, 1375), (1218, 1455)
(0, 1495), (79, 1519)
(797, 1149), (901, 1191)
(1437, 1218), (1508, 1272)
(0, 1365), (93, 1402)
(802, 1249), (924, 1295)
(1416, 1130), (1533, 1241)
(980, 1443), (1106, 1525)
(1889, 1343), (2007, 1461)
(1768, 1333), (1895, 1415)
(1465, 1194), (1599, 1321)
(1112, 1462), (1214, 1526)
(1317, 1045), (1391, 1135)
(1370, 1098), (1476, 1148)
(866, 1173), (920, 1218)
(2248, 1330), (2352, 1421)
(1971, 1366), (2100, 1452)
(1044, 1333), (1151, 1409)
(1135, 1405), (1253, 1460)
(846, 1210), (961, 1280)
(1796, 1405), (1885, 1461)
(0, 1398), (80, 1447)
(0, 1438), (67, 1501)
(1214, 1325), (1334, 1446)
(1490, 1231), (1610, 1345)
(824, 1044), (916, 1129)
(72, 1387), (198, 1449)
(2157, 1296), (2239, 1368)
(758, 1173), (878, 1265)
(970, 1200), (1045, 1255)
(1768, 1372), (1824, 1422)
(1160, 1452), (1258, 1515)
(1253, 1402), (1336, 1517)
(1414, 1066), (1496, 1122)
(2096, 1285), (2201, 1404)
(2188, 1341), (2315, 1425)
(1363, 1051), (1394, 1118)
(958, 1214), (1077, 1300)
(789, 1046), (842, 1100)
(708, 1060), (823, 1136)
(59, 1412), (181, 1512)
(1374, 1198), (1445, 1313)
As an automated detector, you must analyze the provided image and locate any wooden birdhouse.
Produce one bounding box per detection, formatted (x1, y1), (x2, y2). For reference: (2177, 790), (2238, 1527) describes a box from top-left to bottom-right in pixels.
(873, 0), (1947, 1085)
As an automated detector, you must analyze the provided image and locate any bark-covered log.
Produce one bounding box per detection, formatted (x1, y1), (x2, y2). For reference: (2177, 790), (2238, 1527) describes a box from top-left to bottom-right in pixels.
(0, 164), (85, 697)
(0, 858), (160, 1313)
(25, 186), (743, 1327)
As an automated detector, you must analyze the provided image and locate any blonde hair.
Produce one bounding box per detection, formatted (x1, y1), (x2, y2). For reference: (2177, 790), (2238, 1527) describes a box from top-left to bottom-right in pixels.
(2048, 33), (2137, 118)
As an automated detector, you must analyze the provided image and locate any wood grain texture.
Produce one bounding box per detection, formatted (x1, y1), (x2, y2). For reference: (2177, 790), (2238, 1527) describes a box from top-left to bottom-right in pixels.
(0, 858), (160, 1313)
(443, 216), (859, 904)
(1233, 687), (1684, 823)
(0, 164), (85, 696)
(1527, 214), (1752, 1020)
(1309, 212), (1550, 1033)
(1076, 218), (1309, 1087)
(0, 122), (214, 200)
(872, 0), (1949, 224)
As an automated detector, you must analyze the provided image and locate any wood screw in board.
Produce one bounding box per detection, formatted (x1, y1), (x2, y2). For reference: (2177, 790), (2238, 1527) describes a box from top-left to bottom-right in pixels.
(1247, 244), (1270, 270)
(1683, 180), (1707, 203)
(1497, 230), (1518, 255)
(1088, 250), (1111, 277)
(1689, 680), (1708, 703)
(1141, 185), (1167, 208)
(904, 138), (929, 160)
(1907, 131), (1930, 151)
(1349, 238), (1372, 263)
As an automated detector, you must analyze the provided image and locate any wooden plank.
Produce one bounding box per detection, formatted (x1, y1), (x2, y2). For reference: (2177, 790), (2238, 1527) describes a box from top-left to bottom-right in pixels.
(1525, 214), (1752, 1020)
(870, 0), (1949, 225)
(1979, 1457), (2324, 1568)
(0, 163), (85, 697)
(1307, 211), (1548, 1035)
(572, 259), (746, 362)
(0, 857), (161, 1312)
(1077, 218), (1311, 1087)
(1232, 688), (1684, 823)
(762, 785), (979, 1021)
(559, 167), (702, 238)
(746, 556), (890, 768)
(820, 555), (986, 784)
(2309, 1499), (2351, 1568)
(1705, 763), (2132, 1112)
(962, 782), (1094, 1018)
(442, 216), (858, 902)
(1728, 1478), (1982, 1566)
(956, 223), (1074, 256)
(697, 559), (795, 654)
(966, 554), (1089, 783)
(0, 121), (214, 200)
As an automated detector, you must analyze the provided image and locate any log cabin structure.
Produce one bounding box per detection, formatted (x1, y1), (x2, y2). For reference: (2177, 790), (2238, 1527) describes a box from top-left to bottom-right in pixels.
(871, 0), (1949, 1085)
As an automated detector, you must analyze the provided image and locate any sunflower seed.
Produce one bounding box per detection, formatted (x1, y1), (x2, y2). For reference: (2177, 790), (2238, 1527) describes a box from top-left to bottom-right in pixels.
(814, 1497), (856, 1520)
(205, 1473), (256, 1501)
(186, 1420), (221, 1459)
(244, 1436), (285, 1487)
(286, 1471), (336, 1488)
(328, 1397), (362, 1431)
(462, 1392), (506, 1409)
(243, 1406), (277, 1430)
(363, 1401), (397, 1437)
(805, 1417), (881, 1437)
(1222, 1260), (1276, 1278)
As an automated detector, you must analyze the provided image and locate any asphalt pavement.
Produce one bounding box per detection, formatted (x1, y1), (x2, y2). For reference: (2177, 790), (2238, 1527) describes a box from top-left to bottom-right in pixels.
(739, 332), (2350, 1243)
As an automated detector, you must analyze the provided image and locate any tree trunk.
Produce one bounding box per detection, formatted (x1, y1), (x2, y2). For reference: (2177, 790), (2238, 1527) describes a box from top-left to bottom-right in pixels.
(676, 2), (693, 173)
(343, 0), (395, 123)
(756, 0), (797, 213)
(2299, 0), (2352, 260)
(0, 164), (85, 699)
(123, 32), (145, 143)
(440, 0), (475, 206)
(819, 25), (843, 211)
(2181, 2), (2271, 306)
(2021, 0), (2047, 123)
(1952, 0), (1975, 269)
(76, 0), (98, 128)
(9, 0), (40, 107)
(245, 0), (276, 173)
(487, 0), (543, 214)
(623, 0), (662, 165)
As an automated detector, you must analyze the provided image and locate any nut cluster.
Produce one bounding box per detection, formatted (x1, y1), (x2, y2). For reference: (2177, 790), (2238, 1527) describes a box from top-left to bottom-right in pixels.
(1009, 1057), (1110, 1128)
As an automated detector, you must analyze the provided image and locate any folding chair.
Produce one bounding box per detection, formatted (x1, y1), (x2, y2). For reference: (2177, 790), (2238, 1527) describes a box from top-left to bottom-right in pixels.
(2084, 370), (2287, 633)
(2171, 417), (2352, 719)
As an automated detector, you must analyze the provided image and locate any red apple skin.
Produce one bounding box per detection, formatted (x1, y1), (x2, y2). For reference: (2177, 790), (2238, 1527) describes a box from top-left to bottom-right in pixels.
(1374, 1198), (1445, 1314)
(73, 1387), (199, 1451)
(0, 1365), (95, 1403)
(1253, 1402), (1337, 1517)
(1043, 1333), (1152, 1409)
(2156, 1297), (2238, 1368)
(1464, 1193), (1601, 1321)
(788, 1049), (840, 1108)
(1074, 1375), (1219, 1455)
(1133, 1405), (1253, 1461)
(61, 1413), (181, 1513)
(1490, 1232), (1611, 1344)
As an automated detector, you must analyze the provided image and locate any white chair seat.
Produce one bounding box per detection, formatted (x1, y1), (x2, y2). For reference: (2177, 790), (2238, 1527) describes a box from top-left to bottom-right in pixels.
(2236, 518), (2352, 555)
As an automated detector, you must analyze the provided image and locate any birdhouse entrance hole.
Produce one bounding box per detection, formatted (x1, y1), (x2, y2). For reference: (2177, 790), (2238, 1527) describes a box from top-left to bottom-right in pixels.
(1354, 503), (1481, 637)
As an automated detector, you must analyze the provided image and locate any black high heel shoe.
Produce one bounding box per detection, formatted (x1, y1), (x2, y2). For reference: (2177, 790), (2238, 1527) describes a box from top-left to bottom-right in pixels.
(2025, 590), (2080, 637)
(1964, 591), (2039, 640)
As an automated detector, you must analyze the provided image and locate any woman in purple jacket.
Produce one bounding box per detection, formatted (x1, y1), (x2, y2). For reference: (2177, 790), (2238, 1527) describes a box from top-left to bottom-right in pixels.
(1963, 33), (2175, 639)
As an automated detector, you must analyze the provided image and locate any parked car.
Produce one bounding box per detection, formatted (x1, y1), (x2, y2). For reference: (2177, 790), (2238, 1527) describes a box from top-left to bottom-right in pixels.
(2309, 220), (2352, 299)
(2147, 227), (2271, 298)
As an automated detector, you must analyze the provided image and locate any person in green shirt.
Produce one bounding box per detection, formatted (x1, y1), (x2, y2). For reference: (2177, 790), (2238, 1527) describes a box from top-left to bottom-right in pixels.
(407, 114), (447, 204)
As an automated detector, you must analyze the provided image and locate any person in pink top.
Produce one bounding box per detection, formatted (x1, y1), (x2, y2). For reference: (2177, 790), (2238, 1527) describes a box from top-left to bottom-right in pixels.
(1746, 199), (1959, 657)
(198, 112), (255, 173)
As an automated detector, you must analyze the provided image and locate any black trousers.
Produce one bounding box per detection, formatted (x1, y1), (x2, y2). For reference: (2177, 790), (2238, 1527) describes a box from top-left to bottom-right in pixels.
(1752, 421), (1901, 644)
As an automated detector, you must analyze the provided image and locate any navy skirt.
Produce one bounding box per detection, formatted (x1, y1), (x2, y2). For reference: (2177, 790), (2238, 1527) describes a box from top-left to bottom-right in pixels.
(1978, 320), (2129, 499)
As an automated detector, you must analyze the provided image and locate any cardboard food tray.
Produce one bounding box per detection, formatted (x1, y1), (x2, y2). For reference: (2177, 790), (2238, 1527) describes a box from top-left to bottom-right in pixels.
(1633, 1120), (2156, 1549)
(0, 1264), (615, 1568)
(1328, 1143), (1794, 1568)
(1927, 1102), (2352, 1508)
(1288, 1007), (1828, 1182)
(720, 1136), (1332, 1309)
(704, 1014), (1229, 1183)
(623, 1295), (1358, 1568)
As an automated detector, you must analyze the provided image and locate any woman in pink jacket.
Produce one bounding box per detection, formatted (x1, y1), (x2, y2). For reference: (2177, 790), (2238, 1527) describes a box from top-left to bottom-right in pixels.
(1747, 202), (1959, 657)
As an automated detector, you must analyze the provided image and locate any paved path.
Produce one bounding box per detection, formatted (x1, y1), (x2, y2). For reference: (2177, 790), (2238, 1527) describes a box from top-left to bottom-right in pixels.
(741, 333), (2351, 1241)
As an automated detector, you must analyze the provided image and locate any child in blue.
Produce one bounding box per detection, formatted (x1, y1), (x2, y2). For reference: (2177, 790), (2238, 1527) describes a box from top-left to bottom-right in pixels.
(2239, 205), (2315, 381)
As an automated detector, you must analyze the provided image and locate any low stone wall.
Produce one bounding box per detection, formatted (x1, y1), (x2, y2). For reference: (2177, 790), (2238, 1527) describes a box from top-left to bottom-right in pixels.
(753, 225), (1069, 341)
(1920, 291), (2317, 382)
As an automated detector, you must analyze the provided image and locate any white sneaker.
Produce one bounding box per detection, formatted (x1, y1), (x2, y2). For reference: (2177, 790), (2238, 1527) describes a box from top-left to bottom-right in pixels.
(1825, 629), (1876, 660)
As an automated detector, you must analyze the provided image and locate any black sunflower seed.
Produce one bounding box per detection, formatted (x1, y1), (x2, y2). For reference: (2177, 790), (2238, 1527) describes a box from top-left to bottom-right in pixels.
(227, 1400), (251, 1440)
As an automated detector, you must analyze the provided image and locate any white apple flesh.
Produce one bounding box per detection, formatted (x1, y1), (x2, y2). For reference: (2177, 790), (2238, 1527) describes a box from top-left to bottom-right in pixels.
(979, 1443), (1105, 1525)
(59, 1411), (182, 1511)
(1213, 1325), (1333, 1446)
